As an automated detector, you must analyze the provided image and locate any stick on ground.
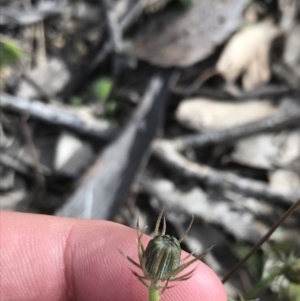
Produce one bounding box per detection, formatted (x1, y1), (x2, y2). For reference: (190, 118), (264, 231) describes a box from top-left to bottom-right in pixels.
(153, 140), (298, 207)
(172, 109), (300, 150)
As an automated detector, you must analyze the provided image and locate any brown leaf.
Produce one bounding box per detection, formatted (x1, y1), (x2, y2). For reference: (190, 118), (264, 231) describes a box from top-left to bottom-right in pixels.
(132, 0), (249, 67)
(216, 21), (282, 90)
(175, 98), (277, 132)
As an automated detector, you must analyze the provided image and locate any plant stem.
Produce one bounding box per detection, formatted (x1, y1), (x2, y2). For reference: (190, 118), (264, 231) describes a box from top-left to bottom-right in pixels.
(222, 198), (300, 283)
(149, 283), (160, 301)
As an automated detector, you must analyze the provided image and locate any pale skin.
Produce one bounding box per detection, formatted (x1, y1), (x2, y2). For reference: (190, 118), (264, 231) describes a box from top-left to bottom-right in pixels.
(1, 211), (227, 301)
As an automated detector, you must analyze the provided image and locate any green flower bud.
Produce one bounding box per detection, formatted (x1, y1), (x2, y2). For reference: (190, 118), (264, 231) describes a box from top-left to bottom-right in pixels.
(143, 235), (181, 281)
(119, 208), (214, 301)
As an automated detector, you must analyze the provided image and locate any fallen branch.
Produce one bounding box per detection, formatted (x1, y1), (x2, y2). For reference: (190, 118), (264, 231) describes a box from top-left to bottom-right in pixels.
(153, 140), (298, 206)
(172, 109), (300, 150)
(56, 72), (171, 219)
(140, 177), (267, 244)
(172, 73), (293, 99)
(0, 93), (116, 142)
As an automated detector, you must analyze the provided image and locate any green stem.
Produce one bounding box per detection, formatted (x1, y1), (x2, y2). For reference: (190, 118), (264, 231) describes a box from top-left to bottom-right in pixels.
(149, 283), (160, 301)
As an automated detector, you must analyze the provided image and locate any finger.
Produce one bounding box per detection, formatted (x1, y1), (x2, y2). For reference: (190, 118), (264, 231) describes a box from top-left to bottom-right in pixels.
(1, 211), (227, 301)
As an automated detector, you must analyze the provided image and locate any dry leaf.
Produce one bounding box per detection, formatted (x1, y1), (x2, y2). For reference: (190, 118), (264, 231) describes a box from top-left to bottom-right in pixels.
(269, 169), (300, 194)
(175, 98), (277, 132)
(216, 21), (282, 90)
(231, 130), (300, 170)
(132, 0), (249, 67)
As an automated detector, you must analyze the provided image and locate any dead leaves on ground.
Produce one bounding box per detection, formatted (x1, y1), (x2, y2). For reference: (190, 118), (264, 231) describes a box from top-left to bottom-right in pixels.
(132, 0), (249, 67)
(216, 20), (283, 90)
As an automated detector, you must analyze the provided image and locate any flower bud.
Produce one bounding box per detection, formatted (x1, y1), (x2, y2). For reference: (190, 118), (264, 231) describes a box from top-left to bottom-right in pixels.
(143, 234), (181, 281)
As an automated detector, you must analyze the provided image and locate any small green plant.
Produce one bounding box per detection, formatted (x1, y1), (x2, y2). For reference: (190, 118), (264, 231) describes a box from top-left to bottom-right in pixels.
(105, 100), (118, 117)
(93, 77), (113, 102)
(0, 38), (23, 69)
(245, 247), (300, 300)
(92, 77), (118, 117)
(222, 199), (300, 300)
(119, 209), (214, 301)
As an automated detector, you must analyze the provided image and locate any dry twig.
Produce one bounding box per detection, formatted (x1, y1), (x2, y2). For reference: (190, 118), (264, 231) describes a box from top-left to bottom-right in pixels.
(222, 198), (300, 283)
(172, 109), (300, 150)
(153, 140), (298, 206)
(0, 93), (116, 141)
(56, 72), (170, 219)
(140, 177), (267, 243)
(172, 83), (292, 100)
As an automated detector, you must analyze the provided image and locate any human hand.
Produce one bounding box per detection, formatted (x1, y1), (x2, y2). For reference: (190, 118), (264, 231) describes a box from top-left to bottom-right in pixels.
(1, 211), (227, 301)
